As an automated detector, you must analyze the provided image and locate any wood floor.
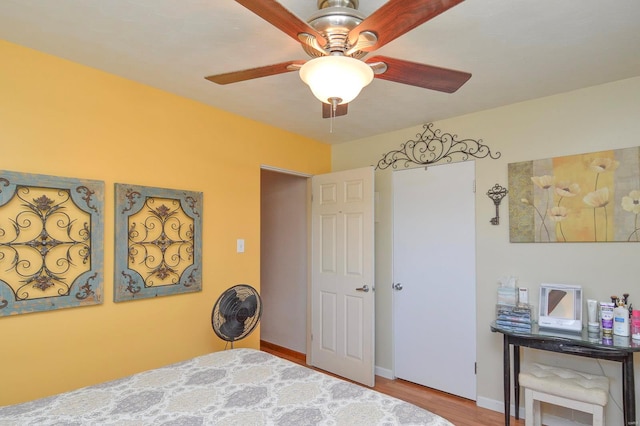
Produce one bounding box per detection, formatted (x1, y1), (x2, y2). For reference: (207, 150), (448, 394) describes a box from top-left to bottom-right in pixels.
(261, 341), (523, 426)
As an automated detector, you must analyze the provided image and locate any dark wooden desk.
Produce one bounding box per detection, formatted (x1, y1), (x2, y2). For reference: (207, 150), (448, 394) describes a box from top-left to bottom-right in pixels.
(491, 323), (640, 426)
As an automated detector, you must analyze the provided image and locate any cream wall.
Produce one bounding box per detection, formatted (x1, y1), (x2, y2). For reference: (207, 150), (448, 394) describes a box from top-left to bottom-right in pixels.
(333, 76), (640, 425)
(0, 40), (330, 406)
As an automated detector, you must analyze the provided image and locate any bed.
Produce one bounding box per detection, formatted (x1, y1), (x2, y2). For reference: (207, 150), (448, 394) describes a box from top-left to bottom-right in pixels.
(0, 348), (452, 425)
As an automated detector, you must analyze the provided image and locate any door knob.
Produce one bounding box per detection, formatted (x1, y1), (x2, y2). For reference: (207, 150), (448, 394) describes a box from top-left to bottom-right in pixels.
(393, 283), (403, 291)
(355, 285), (370, 292)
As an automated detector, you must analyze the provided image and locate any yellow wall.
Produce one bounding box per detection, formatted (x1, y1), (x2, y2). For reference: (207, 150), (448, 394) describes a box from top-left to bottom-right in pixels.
(0, 40), (331, 406)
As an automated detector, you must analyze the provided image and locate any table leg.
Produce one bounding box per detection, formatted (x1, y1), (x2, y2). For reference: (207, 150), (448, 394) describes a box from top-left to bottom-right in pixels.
(623, 354), (636, 426)
(514, 345), (520, 420)
(503, 334), (511, 426)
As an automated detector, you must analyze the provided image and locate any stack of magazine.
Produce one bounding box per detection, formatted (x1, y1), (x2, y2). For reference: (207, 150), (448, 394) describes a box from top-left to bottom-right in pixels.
(495, 304), (533, 332)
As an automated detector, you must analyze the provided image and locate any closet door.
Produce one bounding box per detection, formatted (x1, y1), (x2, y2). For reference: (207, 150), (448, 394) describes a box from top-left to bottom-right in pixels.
(392, 161), (476, 400)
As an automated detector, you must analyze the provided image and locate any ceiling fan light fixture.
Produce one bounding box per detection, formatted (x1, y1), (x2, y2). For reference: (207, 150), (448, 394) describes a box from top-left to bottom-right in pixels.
(299, 56), (374, 105)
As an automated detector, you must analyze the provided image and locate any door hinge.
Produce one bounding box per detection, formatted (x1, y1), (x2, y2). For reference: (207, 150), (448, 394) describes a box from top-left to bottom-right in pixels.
(475, 362), (477, 375)
(473, 180), (476, 193)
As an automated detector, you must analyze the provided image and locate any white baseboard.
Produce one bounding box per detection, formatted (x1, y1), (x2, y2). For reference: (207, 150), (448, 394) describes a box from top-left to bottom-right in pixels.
(476, 396), (507, 413)
(374, 365), (393, 380)
(476, 396), (589, 426)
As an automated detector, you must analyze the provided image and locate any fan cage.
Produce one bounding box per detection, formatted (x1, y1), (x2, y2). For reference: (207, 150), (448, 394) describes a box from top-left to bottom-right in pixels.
(211, 284), (262, 346)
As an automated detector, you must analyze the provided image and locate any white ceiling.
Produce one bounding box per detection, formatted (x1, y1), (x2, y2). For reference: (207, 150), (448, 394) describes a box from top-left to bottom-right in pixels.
(1, 0), (640, 144)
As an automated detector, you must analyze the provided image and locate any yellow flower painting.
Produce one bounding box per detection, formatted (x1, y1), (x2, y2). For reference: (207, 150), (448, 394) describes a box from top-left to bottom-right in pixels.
(508, 147), (640, 242)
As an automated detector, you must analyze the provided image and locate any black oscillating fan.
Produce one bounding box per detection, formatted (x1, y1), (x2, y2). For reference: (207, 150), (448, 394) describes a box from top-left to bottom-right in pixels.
(211, 284), (262, 348)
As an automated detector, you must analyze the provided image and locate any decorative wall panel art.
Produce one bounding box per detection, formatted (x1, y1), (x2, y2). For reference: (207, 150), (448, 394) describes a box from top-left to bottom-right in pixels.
(114, 184), (203, 302)
(508, 147), (640, 242)
(0, 171), (104, 316)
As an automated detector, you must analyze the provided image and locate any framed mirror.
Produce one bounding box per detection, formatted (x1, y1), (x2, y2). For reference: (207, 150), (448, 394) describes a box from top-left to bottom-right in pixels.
(538, 283), (582, 333)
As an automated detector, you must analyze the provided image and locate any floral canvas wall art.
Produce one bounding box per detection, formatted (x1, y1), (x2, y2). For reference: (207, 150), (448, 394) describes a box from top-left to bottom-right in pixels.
(508, 147), (640, 242)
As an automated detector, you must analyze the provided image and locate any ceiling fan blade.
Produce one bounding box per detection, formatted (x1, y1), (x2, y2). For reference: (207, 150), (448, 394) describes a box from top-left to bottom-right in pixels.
(235, 0), (326, 48)
(349, 0), (464, 51)
(366, 55), (471, 93)
(205, 60), (305, 85)
(322, 102), (348, 119)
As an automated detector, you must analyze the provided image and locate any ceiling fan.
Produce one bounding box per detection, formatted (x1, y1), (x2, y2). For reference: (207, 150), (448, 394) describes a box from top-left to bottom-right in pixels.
(205, 0), (471, 118)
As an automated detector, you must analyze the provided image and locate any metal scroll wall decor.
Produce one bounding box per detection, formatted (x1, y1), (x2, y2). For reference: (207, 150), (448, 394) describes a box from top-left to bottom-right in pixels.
(114, 183), (203, 302)
(375, 123), (501, 170)
(0, 171), (104, 316)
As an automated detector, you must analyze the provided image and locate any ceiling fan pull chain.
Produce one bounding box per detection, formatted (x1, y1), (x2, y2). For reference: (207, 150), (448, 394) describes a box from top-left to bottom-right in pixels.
(329, 97), (341, 133)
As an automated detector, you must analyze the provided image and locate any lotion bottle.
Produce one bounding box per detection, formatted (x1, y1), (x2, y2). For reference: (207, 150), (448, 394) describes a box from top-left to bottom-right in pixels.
(613, 304), (630, 337)
(587, 299), (599, 332)
(600, 302), (614, 336)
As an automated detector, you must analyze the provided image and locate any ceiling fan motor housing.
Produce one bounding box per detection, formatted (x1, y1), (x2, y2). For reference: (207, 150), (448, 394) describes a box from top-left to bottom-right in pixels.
(318, 0), (358, 9)
(305, 0), (367, 58)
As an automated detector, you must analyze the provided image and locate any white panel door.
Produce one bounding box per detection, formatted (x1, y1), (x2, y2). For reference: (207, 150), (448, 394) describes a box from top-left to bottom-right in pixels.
(393, 161), (476, 400)
(311, 166), (375, 387)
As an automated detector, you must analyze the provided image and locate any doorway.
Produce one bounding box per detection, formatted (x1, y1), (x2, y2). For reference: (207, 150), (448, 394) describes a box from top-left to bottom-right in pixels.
(260, 166), (376, 387)
(260, 168), (308, 354)
(392, 161), (477, 400)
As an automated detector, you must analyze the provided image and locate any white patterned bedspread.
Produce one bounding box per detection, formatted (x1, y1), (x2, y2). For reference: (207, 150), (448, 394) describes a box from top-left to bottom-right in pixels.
(0, 348), (453, 426)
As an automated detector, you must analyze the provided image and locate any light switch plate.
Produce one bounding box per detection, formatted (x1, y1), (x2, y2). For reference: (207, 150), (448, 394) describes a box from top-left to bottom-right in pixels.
(236, 238), (245, 253)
